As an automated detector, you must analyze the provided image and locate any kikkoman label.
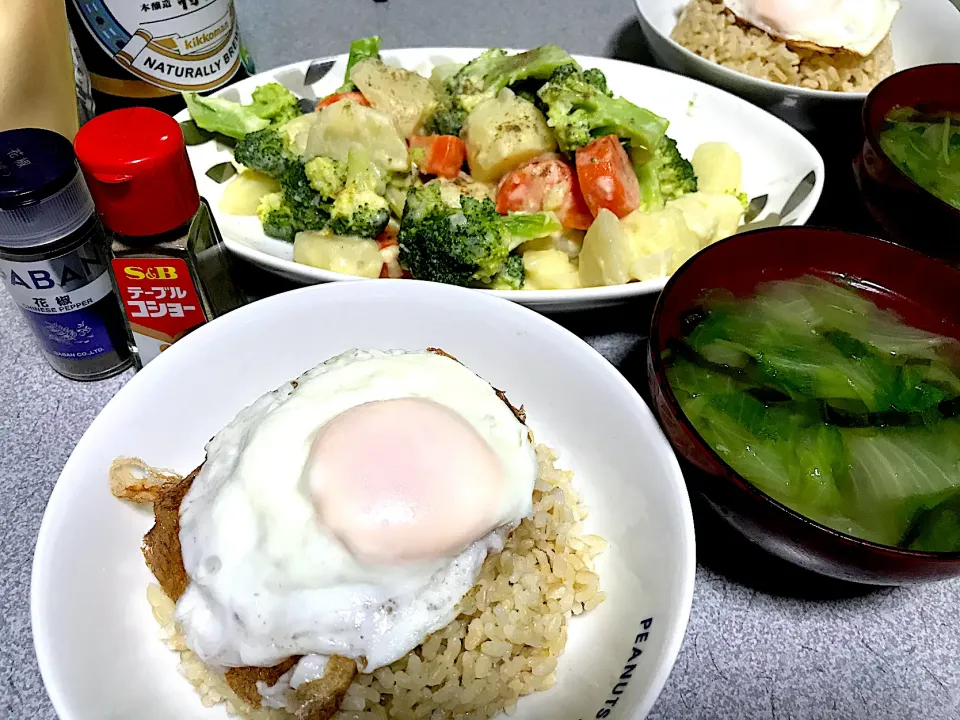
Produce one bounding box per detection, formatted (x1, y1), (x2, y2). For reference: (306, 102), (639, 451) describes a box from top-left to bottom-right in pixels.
(72, 0), (241, 92)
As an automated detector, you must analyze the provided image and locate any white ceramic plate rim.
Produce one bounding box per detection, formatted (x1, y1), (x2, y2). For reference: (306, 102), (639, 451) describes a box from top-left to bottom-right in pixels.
(31, 279), (697, 720)
(179, 48), (824, 304)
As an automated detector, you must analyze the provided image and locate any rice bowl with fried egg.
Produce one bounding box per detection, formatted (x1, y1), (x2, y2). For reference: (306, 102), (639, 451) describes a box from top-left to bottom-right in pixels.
(112, 348), (606, 720)
(671, 0), (897, 91)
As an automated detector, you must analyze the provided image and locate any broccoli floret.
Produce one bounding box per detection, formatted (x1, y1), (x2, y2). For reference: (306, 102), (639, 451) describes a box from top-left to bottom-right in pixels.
(655, 137), (698, 199)
(635, 135), (698, 212)
(304, 156), (346, 198)
(398, 184), (559, 286)
(234, 128), (295, 178)
(426, 105), (468, 137)
(255, 167), (330, 241)
(338, 36), (382, 92)
(488, 253), (525, 290)
(399, 184), (510, 285)
(250, 82), (302, 126)
(454, 46), (576, 112)
(281, 161), (321, 207)
(326, 148), (390, 238)
(582, 68), (613, 96)
(280, 161), (332, 230)
(537, 64), (669, 158)
(245, 139), (336, 238)
(426, 45), (576, 136)
(448, 48), (508, 99)
(547, 63), (610, 95)
(257, 192), (299, 241)
(329, 187), (390, 238)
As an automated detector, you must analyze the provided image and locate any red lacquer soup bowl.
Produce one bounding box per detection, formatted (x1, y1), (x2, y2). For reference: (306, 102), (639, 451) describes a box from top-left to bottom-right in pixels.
(647, 227), (960, 585)
(855, 63), (960, 259)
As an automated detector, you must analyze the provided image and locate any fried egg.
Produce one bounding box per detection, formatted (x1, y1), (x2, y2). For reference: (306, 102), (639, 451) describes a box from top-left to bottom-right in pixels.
(724, 0), (901, 56)
(175, 349), (537, 673)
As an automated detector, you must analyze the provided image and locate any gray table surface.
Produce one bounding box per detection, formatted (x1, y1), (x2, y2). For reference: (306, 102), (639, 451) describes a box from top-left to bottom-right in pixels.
(5, 1), (960, 718)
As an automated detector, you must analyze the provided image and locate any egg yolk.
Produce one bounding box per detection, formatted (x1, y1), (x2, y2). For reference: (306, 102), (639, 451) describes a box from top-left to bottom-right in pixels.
(307, 397), (508, 564)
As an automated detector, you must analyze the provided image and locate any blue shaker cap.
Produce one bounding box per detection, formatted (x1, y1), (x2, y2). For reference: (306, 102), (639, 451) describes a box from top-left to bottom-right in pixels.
(0, 128), (96, 249)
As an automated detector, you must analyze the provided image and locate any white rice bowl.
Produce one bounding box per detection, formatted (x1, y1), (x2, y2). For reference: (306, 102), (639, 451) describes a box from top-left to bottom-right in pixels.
(32, 281), (695, 720)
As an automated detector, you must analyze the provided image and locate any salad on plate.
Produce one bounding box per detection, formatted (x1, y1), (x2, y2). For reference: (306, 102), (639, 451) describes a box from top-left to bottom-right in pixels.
(184, 37), (750, 291)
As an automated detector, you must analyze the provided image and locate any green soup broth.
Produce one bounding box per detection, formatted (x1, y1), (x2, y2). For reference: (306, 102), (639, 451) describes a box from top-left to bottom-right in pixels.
(666, 274), (960, 552)
(878, 107), (960, 211)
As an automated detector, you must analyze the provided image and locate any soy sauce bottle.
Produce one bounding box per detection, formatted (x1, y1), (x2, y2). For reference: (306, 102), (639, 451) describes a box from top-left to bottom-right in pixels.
(66, 0), (255, 116)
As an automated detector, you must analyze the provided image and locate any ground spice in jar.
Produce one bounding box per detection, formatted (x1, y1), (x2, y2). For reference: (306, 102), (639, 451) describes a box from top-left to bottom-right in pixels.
(74, 106), (247, 369)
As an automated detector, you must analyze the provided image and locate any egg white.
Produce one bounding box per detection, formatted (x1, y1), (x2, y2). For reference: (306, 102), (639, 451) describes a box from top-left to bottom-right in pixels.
(724, 0), (901, 56)
(175, 349), (537, 672)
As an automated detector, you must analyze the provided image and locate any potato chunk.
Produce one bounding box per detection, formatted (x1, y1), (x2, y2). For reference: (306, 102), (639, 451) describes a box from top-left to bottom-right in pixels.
(350, 58), (437, 138)
(281, 112), (322, 158)
(523, 249), (581, 290)
(578, 209), (633, 287)
(519, 228), (584, 258)
(691, 142), (742, 195)
(667, 192), (745, 246)
(218, 170), (281, 216)
(305, 101), (409, 172)
(460, 89), (556, 183)
(621, 206), (699, 279)
(579, 206), (700, 287)
(293, 230), (383, 278)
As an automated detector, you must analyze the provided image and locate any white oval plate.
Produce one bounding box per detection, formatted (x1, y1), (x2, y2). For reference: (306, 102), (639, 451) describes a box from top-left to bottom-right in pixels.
(177, 49), (824, 312)
(634, 0), (960, 130)
(32, 280), (696, 720)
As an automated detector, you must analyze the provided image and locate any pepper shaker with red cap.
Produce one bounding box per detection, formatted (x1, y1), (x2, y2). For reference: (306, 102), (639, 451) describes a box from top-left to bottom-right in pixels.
(74, 107), (247, 369)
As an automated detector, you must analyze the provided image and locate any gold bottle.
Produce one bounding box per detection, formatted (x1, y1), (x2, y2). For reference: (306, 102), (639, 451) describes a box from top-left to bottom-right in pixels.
(0, 0), (80, 140)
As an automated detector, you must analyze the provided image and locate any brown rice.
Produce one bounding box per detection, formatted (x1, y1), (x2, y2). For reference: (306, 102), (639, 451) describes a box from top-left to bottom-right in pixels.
(671, 0), (895, 92)
(148, 442), (606, 720)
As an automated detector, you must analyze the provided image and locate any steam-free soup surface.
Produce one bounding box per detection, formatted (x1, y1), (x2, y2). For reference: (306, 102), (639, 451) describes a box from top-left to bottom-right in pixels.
(666, 275), (960, 552)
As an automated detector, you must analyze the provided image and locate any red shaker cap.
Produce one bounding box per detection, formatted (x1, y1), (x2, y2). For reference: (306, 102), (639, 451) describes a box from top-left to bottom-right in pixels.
(74, 107), (200, 237)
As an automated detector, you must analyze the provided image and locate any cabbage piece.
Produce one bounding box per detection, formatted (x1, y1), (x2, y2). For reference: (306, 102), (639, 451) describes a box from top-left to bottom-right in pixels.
(670, 275), (960, 548)
(668, 358), (848, 520)
(684, 280), (960, 416)
(183, 82), (301, 140)
(879, 113), (960, 211)
(787, 275), (956, 361)
(839, 421), (960, 545)
(183, 93), (269, 140)
(903, 492), (960, 552)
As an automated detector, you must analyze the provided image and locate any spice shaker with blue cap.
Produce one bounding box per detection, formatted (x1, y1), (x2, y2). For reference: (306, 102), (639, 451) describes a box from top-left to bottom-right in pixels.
(0, 128), (131, 380)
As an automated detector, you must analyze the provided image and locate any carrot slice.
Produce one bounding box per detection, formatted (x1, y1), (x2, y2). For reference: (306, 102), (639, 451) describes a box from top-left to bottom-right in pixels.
(376, 225), (399, 250)
(377, 227), (403, 278)
(496, 154), (593, 230)
(409, 135), (466, 179)
(316, 91), (371, 110)
(575, 135), (640, 219)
